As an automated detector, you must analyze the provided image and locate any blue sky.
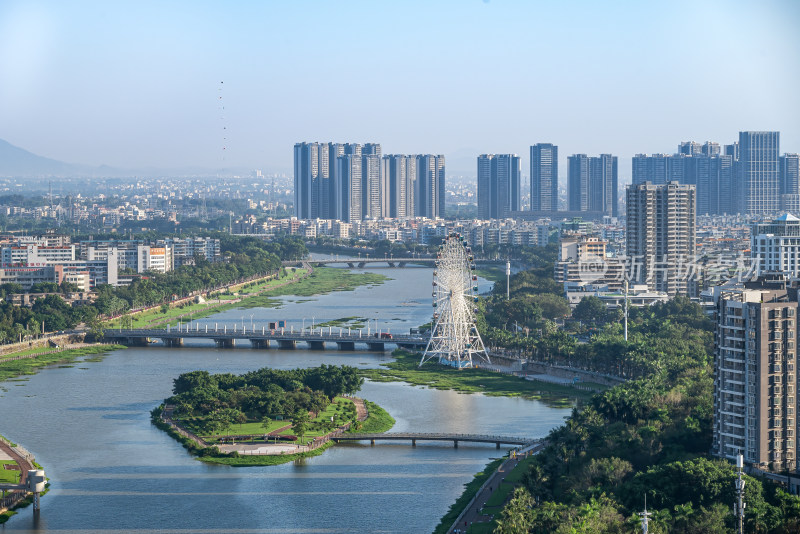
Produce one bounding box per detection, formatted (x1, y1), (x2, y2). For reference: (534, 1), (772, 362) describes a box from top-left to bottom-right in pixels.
(0, 0), (798, 176)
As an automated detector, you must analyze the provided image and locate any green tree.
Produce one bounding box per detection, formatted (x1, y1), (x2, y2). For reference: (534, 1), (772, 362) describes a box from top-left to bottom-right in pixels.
(531, 293), (571, 321)
(291, 410), (309, 442)
(573, 295), (607, 325)
(494, 487), (535, 534)
(261, 416), (272, 433)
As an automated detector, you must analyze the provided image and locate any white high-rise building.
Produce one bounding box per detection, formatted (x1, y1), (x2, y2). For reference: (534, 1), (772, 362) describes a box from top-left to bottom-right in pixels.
(751, 213), (800, 276)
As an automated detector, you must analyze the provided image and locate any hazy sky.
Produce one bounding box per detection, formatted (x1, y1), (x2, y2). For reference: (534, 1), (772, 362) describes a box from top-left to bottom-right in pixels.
(1, 0), (798, 177)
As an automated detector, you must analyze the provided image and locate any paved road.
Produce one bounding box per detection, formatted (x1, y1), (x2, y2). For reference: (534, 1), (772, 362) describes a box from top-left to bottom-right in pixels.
(448, 441), (545, 533)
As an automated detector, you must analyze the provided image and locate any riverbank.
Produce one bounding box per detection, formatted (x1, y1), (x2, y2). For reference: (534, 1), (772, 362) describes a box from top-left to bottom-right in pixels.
(360, 350), (593, 407)
(105, 268), (311, 329)
(238, 266), (390, 305)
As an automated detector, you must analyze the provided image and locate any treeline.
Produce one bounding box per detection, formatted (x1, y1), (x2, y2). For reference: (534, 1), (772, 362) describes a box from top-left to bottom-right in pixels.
(491, 299), (800, 533)
(0, 235), (308, 341)
(167, 364), (364, 434)
(479, 245), (573, 353)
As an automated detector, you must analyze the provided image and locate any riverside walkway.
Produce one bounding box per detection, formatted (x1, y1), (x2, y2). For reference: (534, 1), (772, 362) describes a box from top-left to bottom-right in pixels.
(103, 326), (427, 351)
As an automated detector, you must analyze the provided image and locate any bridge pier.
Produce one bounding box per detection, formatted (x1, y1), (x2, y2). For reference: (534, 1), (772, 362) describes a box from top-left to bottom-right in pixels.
(412, 439), (416, 447)
(126, 337), (149, 346)
(308, 341), (325, 350)
(346, 262), (355, 268)
(453, 440), (458, 449)
(370, 439), (375, 446)
(366, 342), (385, 352)
(250, 339), (269, 349)
(278, 340), (296, 349)
(336, 341), (355, 351)
(214, 338), (235, 348)
(161, 338), (183, 347)
(496, 442), (501, 449)
(357, 262), (365, 268)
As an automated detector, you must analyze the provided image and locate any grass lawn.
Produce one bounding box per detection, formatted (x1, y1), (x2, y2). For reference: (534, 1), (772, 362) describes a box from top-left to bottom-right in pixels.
(353, 400), (395, 433)
(502, 456), (536, 484)
(474, 265), (507, 283)
(1, 347), (57, 358)
(467, 522), (498, 534)
(0, 345), (125, 383)
(197, 419), (288, 440)
(483, 481), (515, 508)
(361, 350), (591, 407)
(0, 461), (20, 484)
(199, 397), (357, 446)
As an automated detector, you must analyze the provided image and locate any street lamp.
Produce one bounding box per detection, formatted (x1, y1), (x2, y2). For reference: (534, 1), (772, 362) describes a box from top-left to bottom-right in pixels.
(302, 317), (306, 331)
(250, 314), (254, 329)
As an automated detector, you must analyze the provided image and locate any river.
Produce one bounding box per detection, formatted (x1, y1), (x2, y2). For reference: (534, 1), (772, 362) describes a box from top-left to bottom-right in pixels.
(1, 262), (573, 533)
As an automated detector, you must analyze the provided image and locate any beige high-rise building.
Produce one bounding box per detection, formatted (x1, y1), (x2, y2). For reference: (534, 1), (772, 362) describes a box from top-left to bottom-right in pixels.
(626, 181), (696, 295)
(712, 277), (798, 472)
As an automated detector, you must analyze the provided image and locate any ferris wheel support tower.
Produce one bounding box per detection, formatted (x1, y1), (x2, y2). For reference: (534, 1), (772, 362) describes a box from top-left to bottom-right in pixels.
(420, 233), (489, 369)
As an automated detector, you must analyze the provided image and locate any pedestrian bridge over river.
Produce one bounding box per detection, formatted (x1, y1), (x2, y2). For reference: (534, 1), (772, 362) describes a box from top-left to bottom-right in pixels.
(332, 433), (534, 449)
(103, 326), (428, 351)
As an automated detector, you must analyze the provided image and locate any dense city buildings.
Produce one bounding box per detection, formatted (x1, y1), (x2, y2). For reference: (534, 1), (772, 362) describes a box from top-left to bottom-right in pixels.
(294, 142), (443, 221)
(631, 133), (792, 217)
(632, 151), (736, 216)
(530, 143), (558, 211)
(566, 154), (618, 216)
(712, 276), (798, 472)
(477, 154), (521, 219)
(0, 236), (221, 289)
(626, 181), (696, 296)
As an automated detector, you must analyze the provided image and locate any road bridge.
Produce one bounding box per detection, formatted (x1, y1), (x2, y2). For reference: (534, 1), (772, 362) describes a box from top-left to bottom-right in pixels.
(103, 326), (428, 351)
(331, 432), (534, 449)
(283, 257), (507, 268)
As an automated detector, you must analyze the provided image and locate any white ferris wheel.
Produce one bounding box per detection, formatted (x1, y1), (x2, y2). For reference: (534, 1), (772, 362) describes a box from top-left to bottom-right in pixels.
(420, 233), (489, 369)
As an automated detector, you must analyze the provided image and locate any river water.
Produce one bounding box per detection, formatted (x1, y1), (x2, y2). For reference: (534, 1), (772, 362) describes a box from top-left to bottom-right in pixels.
(1, 263), (573, 533)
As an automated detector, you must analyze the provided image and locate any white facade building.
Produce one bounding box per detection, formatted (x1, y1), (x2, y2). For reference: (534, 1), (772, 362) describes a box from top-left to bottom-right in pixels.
(752, 213), (800, 276)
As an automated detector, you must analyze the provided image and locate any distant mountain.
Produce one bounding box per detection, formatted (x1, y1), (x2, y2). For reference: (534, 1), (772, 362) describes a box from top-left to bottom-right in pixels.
(0, 138), (98, 177)
(0, 139), (268, 178)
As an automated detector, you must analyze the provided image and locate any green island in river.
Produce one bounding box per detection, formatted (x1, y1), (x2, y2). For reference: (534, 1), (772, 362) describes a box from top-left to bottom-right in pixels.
(151, 364), (396, 466)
